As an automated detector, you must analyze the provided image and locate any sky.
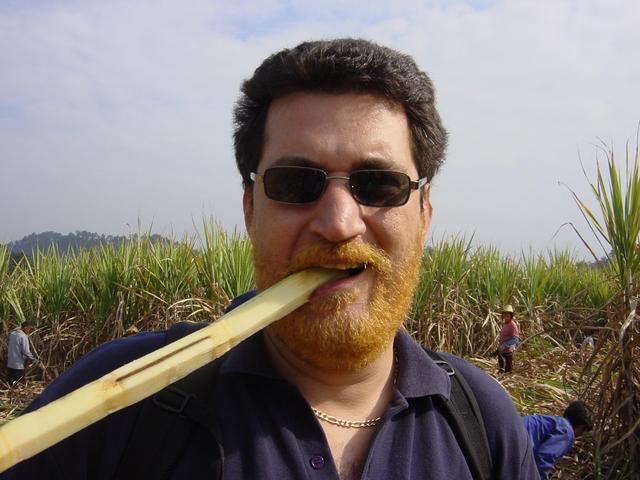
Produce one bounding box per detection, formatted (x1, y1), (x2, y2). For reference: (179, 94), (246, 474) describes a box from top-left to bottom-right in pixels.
(1, 0), (639, 260)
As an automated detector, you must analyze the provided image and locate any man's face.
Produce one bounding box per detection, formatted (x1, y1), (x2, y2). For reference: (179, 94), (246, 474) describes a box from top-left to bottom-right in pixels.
(244, 92), (432, 370)
(502, 312), (513, 323)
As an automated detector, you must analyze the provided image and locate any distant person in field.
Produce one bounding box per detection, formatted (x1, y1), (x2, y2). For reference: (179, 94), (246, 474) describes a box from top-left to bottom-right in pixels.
(522, 401), (594, 480)
(6, 321), (37, 387)
(1, 38), (539, 480)
(497, 304), (519, 373)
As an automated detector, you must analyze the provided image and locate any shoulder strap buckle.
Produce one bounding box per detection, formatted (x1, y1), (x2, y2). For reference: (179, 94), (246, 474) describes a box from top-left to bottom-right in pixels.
(432, 359), (455, 376)
(152, 386), (195, 416)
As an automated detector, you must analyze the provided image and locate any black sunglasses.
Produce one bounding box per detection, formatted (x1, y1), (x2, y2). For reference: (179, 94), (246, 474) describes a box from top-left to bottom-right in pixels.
(250, 166), (428, 207)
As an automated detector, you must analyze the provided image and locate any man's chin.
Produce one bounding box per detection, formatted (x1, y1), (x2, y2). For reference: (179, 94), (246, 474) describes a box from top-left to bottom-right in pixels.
(268, 299), (405, 372)
(269, 325), (397, 372)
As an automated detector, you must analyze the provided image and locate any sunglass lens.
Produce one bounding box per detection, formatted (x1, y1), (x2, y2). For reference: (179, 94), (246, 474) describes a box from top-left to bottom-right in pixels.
(350, 170), (411, 207)
(263, 167), (326, 203)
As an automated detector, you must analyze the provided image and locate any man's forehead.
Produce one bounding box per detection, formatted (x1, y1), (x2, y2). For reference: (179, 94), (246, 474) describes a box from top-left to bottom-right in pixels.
(260, 91), (414, 173)
(267, 91), (404, 121)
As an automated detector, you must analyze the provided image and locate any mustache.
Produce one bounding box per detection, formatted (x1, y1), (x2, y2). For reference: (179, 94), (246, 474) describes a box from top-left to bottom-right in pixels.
(287, 241), (391, 275)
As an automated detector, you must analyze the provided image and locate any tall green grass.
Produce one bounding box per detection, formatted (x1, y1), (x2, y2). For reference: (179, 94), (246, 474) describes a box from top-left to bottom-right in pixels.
(408, 239), (611, 355)
(0, 221), (255, 367)
(0, 220), (614, 370)
(195, 219), (254, 300)
(569, 138), (640, 480)
(1, 222), (614, 363)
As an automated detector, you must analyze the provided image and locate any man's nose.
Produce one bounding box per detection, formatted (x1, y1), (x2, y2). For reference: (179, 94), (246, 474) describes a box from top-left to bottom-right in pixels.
(308, 178), (367, 243)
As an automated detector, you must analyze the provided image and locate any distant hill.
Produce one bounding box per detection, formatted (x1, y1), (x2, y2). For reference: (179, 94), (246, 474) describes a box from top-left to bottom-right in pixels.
(6, 231), (168, 255)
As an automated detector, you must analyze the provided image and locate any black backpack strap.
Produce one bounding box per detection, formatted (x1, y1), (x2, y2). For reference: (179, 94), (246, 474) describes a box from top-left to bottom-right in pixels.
(425, 349), (494, 480)
(115, 322), (225, 480)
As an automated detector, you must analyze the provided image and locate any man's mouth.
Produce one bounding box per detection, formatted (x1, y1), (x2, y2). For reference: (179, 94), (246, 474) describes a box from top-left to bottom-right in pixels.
(283, 241), (389, 285)
(318, 263), (368, 277)
(299, 263), (368, 300)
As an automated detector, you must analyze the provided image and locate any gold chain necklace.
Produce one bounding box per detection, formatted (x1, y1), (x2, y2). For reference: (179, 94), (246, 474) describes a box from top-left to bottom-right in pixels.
(311, 407), (381, 428)
(310, 349), (398, 429)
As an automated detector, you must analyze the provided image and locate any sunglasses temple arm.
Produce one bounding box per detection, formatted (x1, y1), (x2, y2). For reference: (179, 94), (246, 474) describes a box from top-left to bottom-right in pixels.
(412, 177), (429, 189)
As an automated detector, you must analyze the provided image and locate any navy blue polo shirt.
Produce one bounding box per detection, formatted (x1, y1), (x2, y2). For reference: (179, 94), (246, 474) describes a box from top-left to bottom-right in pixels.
(1, 321), (538, 479)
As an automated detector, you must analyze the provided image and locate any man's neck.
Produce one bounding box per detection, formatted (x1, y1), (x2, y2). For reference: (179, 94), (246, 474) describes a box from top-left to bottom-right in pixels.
(263, 328), (396, 417)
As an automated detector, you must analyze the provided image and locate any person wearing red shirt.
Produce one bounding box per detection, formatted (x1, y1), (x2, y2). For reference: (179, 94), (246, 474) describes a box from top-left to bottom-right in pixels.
(497, 305), (519, 373)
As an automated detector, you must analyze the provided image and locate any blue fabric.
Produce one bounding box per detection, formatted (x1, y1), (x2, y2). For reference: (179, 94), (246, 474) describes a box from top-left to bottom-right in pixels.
(1, 294), (539, 479)
(522, 415), (575, 480)
(502, 336), (519, 349)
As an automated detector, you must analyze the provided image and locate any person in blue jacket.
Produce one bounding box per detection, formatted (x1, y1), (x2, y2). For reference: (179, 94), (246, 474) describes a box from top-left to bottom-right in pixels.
(522, 401), (594, 479)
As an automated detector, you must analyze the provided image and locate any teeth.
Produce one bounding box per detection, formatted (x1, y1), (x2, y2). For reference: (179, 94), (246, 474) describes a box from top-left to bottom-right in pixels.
(320, 263), (365, 270)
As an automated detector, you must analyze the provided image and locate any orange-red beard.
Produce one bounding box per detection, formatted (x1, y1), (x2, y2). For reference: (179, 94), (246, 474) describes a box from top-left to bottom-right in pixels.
(252, 239), (424, 371)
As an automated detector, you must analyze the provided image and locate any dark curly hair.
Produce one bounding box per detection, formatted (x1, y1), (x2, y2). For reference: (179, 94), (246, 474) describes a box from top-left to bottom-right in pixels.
(233, 38), (448, 187)
(563, 401), (594, 431)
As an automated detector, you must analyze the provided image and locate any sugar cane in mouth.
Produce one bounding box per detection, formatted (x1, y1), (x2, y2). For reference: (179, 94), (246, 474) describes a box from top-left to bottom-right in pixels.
(0, 267), (347, 473)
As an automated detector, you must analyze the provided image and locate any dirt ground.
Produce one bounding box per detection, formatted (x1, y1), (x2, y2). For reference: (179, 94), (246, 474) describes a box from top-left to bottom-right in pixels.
(0, 377), (46, 425)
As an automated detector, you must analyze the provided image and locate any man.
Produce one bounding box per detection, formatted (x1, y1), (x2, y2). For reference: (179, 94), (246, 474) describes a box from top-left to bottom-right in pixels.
(6, 321), (37, 387)
(0, 39), (538, 479)
(497, 304), (519, 373)
(522, 401), (594, 479)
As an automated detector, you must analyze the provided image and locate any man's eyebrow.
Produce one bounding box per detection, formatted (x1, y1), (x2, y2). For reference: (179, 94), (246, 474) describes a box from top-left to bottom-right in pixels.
(270, 156), (404, 171)
(354, 157), (400, 171)
(271, 156), (317, 168)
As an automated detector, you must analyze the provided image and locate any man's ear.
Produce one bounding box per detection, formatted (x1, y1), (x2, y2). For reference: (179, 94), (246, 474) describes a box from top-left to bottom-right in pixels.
(243, 186), (254, 238)
(420, 184), (433, 244)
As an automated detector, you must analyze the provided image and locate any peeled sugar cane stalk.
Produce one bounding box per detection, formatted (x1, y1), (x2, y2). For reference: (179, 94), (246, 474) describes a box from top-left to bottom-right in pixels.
(0, 267), (345, 473)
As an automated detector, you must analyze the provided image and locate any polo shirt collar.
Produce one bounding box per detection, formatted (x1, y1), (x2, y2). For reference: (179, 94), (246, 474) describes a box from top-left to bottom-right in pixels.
(394, 328), (451, 400)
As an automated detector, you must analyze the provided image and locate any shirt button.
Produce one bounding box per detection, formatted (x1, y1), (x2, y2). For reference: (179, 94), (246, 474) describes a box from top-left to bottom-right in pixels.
(310, 455), (325, 470)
